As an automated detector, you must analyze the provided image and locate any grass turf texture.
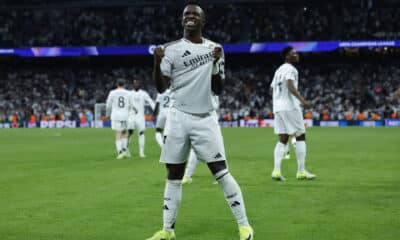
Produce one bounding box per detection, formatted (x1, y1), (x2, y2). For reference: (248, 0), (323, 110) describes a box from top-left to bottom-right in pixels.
(0, 127), (399, 240)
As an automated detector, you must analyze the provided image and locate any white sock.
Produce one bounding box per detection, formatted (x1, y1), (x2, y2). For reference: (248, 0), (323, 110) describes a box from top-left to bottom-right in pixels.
(184, 149), (198, 178)
(120, 138), (127, 152)
(155, 132), (163, 147)
(274, 142), (286, 172)
(296, 141), (306, 172)
(291, 137), (297, 149)
(163, 180), (182, 231)
(139, 134), (145, 154)
(127, 133), (133, 147)
(115, 140), (122, 153)
(215, 169), (249, 227)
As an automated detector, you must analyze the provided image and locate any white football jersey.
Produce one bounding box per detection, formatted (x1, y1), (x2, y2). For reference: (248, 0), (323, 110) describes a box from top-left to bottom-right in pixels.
(106, 88), (133, 121)
(155, 88), (172, 113)
(130, 89), (155, 117)
(160, 38), (225, 114)
(271, 63), (301, 113)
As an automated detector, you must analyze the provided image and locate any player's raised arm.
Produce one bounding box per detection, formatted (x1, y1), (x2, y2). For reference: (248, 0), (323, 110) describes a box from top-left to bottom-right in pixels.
(211, 46), (225, 94)
(153, 47), (171, 93)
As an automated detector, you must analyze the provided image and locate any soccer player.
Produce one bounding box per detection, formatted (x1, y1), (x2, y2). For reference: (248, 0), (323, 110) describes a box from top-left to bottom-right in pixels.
(105, 78), (134, 159)
(126, 79), (155, 158)
(147, 4), (253, 240)
(270, 46), (316, 181)
(393, 88), (400, 104)
(182, 93), (220, 185)
(154, 88), (171, 147)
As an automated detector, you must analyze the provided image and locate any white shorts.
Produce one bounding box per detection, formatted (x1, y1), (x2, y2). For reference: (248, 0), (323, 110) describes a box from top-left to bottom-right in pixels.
(155, 111), (168, 129)
(111, 120), (127, 131)
(274, 109), (306, 136)
(127, 115), (145, 133)
(160, 108), (226, 164)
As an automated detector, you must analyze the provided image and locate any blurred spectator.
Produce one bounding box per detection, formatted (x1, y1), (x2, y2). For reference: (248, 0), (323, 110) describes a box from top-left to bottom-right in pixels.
(1, 2), (400, 47)
(0, 58), (399, 123)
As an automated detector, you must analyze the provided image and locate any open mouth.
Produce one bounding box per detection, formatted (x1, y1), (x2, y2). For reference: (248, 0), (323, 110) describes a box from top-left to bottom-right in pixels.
(185, 20), (196, 27)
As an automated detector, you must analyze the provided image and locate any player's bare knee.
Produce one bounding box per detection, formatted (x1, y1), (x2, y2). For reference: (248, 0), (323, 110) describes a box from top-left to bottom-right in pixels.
(139, 131), (144, 135)
(279, 134), (289, 144)
(296, 134), (306, 141)
(207, 160), (227, 175)
(166, 163), (186, 180)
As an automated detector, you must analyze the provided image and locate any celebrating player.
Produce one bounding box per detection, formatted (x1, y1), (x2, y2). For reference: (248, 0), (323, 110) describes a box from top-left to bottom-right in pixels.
(126, 79), (155, 158)
(146, 3), (253, 240)
(270, 46), (316, 181)
(105, 78), (135, 159)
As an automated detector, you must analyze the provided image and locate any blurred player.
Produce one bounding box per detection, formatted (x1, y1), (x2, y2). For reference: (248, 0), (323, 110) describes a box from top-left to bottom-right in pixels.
(182, 93), (220, 185)
(270, 46), (316, 181)
(126, 79), (155, 158)
(147, 4), (253, 240)
(105, 78), (134, 159)
(393, 88), (400, 104)
(154, 88), (171, 147)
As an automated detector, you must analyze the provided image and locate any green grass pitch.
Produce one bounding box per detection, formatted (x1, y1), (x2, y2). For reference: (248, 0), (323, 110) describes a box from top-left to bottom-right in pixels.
(0, 127), (399, 240)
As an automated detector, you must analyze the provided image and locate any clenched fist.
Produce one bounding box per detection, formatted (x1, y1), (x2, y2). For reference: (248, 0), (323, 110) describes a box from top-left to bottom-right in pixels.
(212, 47), (222, 64)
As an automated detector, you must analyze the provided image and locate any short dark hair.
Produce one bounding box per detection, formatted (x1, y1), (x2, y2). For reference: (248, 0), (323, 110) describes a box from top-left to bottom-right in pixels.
(183, 1), (205, 20)
(184, 1), (200, 6)
(116, 78), (125, 87)
(281, 46), (294, 60)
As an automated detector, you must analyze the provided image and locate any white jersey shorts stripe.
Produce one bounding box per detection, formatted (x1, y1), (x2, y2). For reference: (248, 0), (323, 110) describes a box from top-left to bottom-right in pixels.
(111, 120), (127, 131)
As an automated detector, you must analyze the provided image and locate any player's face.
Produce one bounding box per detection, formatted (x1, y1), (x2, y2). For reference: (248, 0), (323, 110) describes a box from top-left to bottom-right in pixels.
(288, 49), (299, 63)
(133, 80), (141, 90)
(182, 5), (204, 32)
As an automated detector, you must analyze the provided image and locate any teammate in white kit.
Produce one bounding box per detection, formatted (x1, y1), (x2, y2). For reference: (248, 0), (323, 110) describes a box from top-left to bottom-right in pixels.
(126, 79), (155, 158)
(270, 46), (316, 181)
(393, 88), (400, 103)
(181, 93), (220, 185)
(105, 79), (135, 160)
(146, 4), (253, 240)
(154, 88), (171, 147)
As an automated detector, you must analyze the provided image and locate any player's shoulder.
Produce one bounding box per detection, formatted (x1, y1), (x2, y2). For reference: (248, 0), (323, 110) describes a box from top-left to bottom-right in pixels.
(163, 39), (183, 50)
(140, 89), (149, 95)
(203, 38), (222, 49)
(279, 63), (297, 72)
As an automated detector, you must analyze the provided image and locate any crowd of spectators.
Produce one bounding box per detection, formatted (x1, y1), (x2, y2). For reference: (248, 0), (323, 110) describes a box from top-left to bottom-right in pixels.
(1, 1), (399, 47)
(1, 59), (399, 124)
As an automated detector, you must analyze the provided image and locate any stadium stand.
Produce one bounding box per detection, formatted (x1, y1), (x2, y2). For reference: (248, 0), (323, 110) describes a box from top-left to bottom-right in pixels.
(0, 0), (399, 125)
(1, 51), (399, 123)
(1, 1), (400, 47)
